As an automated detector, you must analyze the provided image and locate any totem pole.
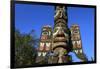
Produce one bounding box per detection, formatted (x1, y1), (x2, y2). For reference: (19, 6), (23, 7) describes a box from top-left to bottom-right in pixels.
(36, 26), (52, 64)
(36, 5), (88, 64)
(52, 6), (72, 63)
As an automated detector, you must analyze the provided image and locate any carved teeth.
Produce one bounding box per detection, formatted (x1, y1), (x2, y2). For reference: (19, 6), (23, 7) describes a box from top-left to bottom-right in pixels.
(38, 52), (41, 56)
(74, 50), (78, 54)
(80, 49), (82, 53)
(74, 49), (82, 54)
(43, 52), (47, 56)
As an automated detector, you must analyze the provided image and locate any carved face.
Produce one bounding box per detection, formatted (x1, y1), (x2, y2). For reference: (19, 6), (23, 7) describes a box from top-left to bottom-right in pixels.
(55, 6), (66, 19)
(53, 26), (68, 39)
(56, 6), (65, 14)
(71, 26), (80, 40)
(41, 29), (51, 40)
(71, 26), (79, 34)
(42, 29), (50, 36)
(72, 29), (79, 35)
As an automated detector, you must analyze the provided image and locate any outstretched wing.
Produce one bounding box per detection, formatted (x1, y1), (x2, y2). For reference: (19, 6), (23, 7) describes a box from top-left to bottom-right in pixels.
(70, 25), (88, 61)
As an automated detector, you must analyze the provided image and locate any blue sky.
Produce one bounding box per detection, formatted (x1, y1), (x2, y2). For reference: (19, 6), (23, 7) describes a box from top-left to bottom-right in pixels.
(15, 4), (95, 62)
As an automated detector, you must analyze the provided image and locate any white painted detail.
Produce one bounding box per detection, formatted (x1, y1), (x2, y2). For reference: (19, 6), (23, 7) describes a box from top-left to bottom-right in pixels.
(53, 28), (59, 38)
(58, 56), (63, 63)
(71, 31), (73, 34)
(42, 52), (46, 56)
(42, 32), (48, 35)
(77, 40), (81, 45)
(40, 42), (45, 50)
(75, 50), (78, 54)
(46, 43), (51, 50)
(43, 28), (46, 31)
(46, 43), (51, 47)
(42, 33), (44, 35)
(40, 42), (44, 47)
(49, 31), (51, 36)
(80, 49), (82, 53)
(54, 10), (60, 18)
(73, 41), (75, 45)
(38, 52), (41, 56)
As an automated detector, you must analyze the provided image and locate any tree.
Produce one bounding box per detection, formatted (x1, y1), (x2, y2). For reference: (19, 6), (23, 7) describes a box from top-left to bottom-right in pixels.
(15, 29), (38, 67)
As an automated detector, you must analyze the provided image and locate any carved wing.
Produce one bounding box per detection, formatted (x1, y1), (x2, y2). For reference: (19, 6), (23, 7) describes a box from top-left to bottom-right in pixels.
(70, 25), (88, 61)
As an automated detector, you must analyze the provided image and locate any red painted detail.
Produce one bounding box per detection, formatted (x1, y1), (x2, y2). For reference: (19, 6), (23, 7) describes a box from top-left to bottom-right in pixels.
(41, 35), (48, 40)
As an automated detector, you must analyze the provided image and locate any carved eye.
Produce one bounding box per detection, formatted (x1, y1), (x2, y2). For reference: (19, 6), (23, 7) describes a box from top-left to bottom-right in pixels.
(43, 28), (46, 31)
(74, 31), (78, 33)
(42, 32), (48, 35)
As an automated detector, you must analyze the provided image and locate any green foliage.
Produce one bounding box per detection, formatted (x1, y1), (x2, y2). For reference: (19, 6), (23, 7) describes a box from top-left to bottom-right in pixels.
(15, 29), (38, 67)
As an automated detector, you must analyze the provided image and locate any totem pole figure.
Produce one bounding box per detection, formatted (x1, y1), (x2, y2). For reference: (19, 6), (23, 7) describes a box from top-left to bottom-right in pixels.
(70, 25), (88, 61)
(52, 6), (72, 63)
(36, 5), (88, 64)
(36, 26), (52, 64)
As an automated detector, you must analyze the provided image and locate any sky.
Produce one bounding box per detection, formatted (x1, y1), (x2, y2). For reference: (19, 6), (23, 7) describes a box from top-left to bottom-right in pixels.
(15, 3), (95, 62)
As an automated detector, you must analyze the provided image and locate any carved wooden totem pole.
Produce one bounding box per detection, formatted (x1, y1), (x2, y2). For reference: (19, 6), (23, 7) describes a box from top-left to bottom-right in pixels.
(52, 6), (72, 63)
(36, 26), (52, 64)
(36, 5), (88, 64)
(70, 25), (88, 61)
